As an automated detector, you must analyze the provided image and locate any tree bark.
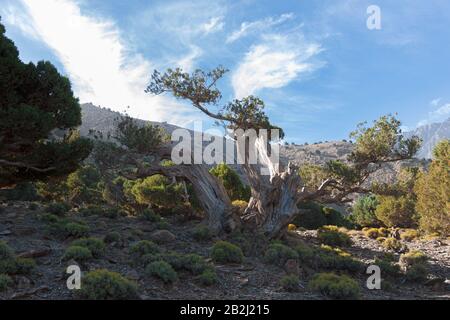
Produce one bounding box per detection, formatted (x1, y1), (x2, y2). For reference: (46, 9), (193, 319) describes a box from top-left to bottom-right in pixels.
(135, 164), (236, 234)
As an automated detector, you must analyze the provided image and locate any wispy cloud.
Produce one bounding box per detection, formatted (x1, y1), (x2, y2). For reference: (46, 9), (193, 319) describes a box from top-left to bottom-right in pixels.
(226, 13), (294, 44)
(430, 98), (442, 107)
(201, 16), (225, 35)
(5, 0), (201, 126)
(232, 34), (323, 98)
(418, 102), (450, 126)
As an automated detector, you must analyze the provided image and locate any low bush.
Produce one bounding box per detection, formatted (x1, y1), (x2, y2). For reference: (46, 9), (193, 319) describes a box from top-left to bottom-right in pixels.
(350, 194), (380, 227)
(308, 272), (360, 299)
(104, 232), (121, 244)
(294, 202), (352, 229)
(231, 200), (248, 214)
(15, 258), (36, 274)
(317, 226), (352, 247)
(46, 202), (70, 216)
(399, 250), (429, 282)
(198, 268), (218, 286)
(180, 254), (209, 275)
(130, 240), (160, 257)
(0, 242), (35, 275)
(211, 241), (243, 264)
(280, 275), (299, 292)
(145, 261), (178, 283)
(265, 243), (299, 267)
(78, 269), (138, 300)
(382, 238), (404, 252)
(0, 274), (13, 291)
(63, 246), (93, 262)
(296, 242), (363, 273)
(141, 208), (161, 222)
(400, 229), (420, 242)
(374, 258), (400, 279)
(65, 222), (90, 238)
(193, 225), (213, 241)
(71, 238), (106, 257)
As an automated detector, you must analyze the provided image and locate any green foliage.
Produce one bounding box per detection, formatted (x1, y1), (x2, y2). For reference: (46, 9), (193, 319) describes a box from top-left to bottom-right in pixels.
(363, 227), (389, 239)
(147, 67), (284, 138)
(162, 252), (210, 276)
(129, 175), (184, 208)
(130, 240), (160, 257)
(295, 243), (363, 273)
(78, 269), (138, 300)
(46, 202), (70, 216)
(210, 164), (251, 201)
(308, 273), (360, 299)
(231, 200), (248, 214)
(79, 205), (122, 219)
(0, 19), (92, 188)
(198, 268), (218, 286)
(317, 226), (352, 247)
(375, 195), (417, 228)
(71, 238), (105, 258)
(145, 261), (178, 283)
(400, 251), (429, 282)
(415, 140), (450, 236)
(66, 165), (103, 204)
(0, 241), (14, 260)
(349, 115), (421, 165)
(141, 208), (161, 222)
(351, 195), (380, 227)
(211, 241), (244, 264)
(63, 246), (92, 262)
(0, 241), (35, 275)
(115, 115), (167, 153)
(264, 243), (299, 267)
(0, 274), (12, 291)
(45, 218), (89, 239)
(400, 229), (420, 242)
(193, 225), (213, 241)
(382, 238), (404, 252)
(280, 275), (299, 292)
(15, 258), (36, 274)
(399, 250), (428, 267)
(294, 202), (352, 230)
(0, 182), (40, 201)
(374, 258), (401, 279)
(104, 232), (121, 244)
(64, 222), (90, 238)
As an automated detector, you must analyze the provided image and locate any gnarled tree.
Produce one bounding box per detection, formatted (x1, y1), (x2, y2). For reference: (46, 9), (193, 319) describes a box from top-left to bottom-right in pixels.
(124, 67), (421, 239)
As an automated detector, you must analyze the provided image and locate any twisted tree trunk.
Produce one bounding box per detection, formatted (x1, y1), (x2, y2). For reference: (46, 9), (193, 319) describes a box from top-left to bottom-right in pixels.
(135, 164), (236, 234)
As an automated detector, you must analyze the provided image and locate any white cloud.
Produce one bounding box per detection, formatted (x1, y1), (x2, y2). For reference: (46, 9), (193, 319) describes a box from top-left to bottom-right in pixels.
(232, 34), (323, 98)
(418, 103), (450, 126)
(6, 0), (200, 126)
(430, 98), (442, 107)
(175, 45), (203, 72)
(226, 13), (294, 43)
(201, 16), (225, 34)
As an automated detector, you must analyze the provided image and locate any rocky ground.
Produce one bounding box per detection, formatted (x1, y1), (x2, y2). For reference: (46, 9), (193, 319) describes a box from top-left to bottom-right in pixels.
(0, 201), (448, 300)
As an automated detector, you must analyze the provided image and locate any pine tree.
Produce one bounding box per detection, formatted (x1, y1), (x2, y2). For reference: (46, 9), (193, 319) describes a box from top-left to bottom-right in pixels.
(0, 18), (92, 187)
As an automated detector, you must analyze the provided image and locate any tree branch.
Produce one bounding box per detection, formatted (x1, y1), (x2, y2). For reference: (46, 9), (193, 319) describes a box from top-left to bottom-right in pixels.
(0, 159), (55, 173)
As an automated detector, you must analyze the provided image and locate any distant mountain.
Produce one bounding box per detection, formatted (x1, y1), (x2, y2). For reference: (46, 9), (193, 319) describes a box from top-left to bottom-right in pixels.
(78, 103), (430, 186)
(405, 118), (450, 159)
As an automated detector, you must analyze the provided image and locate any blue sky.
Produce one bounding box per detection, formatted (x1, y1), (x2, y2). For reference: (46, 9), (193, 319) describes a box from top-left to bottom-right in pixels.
(1, 0), (450, 143)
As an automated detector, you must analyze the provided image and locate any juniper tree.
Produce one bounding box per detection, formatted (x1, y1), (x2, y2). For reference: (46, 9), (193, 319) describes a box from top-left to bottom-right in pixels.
(0, 19), (92, 187)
